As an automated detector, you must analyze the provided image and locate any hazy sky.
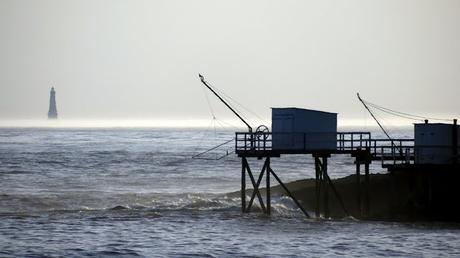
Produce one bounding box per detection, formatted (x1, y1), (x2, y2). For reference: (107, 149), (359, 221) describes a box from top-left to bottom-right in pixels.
(1, 0), (459, 124)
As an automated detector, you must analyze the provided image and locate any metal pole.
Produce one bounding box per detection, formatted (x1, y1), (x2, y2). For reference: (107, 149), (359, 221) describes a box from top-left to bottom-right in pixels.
(199, 74), (252, 132)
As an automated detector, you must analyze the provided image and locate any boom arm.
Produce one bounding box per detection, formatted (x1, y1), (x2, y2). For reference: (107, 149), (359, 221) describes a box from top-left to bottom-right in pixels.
(199, 74), (252, 132)
(357, 93), (399, 150)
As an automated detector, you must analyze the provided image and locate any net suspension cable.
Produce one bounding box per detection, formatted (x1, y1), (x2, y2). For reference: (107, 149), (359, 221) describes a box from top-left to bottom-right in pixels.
(362, 99), (452, 122)
(194, 78), (246, 159)
(358, 93), (454, 156)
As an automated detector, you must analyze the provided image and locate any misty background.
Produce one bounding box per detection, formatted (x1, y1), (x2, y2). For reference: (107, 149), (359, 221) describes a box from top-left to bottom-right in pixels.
(0, 0), (459, 125)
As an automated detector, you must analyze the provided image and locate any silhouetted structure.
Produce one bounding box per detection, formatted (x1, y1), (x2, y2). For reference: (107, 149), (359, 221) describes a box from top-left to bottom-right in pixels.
(48, 87), (58, 119)
(197, 75), (460, 220)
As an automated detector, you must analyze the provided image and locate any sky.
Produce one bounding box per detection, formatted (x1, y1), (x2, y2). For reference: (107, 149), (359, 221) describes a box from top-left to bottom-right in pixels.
(0, 0), (459, 126)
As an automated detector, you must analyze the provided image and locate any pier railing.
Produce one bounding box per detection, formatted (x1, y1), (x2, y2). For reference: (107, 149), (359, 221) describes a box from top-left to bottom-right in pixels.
(235, 131), (417, 166)
(337, 132), (371, 150)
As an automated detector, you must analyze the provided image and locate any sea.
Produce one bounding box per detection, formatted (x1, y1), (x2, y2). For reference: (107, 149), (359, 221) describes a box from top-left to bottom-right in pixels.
(1, 126), (460, 257)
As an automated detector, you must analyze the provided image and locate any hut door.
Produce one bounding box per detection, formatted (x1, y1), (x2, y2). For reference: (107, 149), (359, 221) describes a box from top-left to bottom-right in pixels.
(272, 114), (294, 149)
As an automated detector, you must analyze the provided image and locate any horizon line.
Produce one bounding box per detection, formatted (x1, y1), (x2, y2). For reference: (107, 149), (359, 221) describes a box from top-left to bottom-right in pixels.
(0, 118), (423, 129)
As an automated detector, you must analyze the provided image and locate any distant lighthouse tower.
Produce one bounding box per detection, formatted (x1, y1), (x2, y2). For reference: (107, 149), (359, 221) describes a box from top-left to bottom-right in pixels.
(48, 87), (58, 119)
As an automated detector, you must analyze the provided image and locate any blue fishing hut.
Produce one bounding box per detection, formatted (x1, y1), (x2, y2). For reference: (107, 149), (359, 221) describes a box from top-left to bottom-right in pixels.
(272, 108), (337, 151)
(414, 120), (459, 164)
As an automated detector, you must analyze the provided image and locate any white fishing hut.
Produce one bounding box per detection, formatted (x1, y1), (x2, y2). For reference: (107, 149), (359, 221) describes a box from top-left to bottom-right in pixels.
(271, 108), (337, 151)
(414, 120), (459, 164)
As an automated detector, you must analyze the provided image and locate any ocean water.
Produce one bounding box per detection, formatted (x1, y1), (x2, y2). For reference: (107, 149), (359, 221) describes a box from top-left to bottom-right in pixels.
(1, 127), (460, 257)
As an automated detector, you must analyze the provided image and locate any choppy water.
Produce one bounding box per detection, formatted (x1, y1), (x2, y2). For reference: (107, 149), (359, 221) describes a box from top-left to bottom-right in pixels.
(1, 127), (460, 257)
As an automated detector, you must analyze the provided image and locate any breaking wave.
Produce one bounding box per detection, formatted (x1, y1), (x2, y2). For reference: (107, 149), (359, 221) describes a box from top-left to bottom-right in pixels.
(0, 191), (305, 217)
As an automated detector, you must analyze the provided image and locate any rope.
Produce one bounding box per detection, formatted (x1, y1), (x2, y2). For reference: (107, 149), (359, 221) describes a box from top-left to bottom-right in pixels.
(214, 117), (244, 131)
(202, 86), (216, 120)
(367, 103), (422, 122)
(193, 118), (216, 149)
(205, 80), (270, 126)
(195, 83), (239, 160)
(216, 87), (268, 124)
(363, 99), (452, 122)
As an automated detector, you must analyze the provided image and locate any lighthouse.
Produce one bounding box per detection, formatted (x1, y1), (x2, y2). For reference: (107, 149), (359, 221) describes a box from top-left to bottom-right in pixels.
(48, 87), (58, 119)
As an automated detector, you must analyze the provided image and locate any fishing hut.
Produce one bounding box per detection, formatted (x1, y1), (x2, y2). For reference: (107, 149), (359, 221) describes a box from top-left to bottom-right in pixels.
(235, 107), (375, 218)
(414, 120), (459, 164)
(196, 75), (459, 220)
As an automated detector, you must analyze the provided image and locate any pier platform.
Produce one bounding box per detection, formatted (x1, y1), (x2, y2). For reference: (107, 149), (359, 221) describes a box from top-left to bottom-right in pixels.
(236, 132), (414, 166)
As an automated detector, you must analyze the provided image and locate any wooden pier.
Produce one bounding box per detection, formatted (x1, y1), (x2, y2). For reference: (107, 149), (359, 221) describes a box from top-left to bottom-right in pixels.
(236, 131), (415, 218)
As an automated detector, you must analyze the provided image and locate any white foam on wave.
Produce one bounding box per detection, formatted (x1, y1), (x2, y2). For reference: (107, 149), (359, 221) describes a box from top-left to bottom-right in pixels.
(0, 191), (310, 217)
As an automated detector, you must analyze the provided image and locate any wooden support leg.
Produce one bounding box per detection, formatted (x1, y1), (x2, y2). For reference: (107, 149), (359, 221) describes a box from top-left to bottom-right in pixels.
(315, 157), (321, 218)
(269, 167), (310, 218)
(364, 162), (370, 217)
(242, 157), (246, 213)
(246, 169), (265, 212)
(323, 156), (329, 218)
(245, 158), (267, 213)
(356, 161), (361, 216)
(325, 172), (350, 217)
(266, 157), (271, 215)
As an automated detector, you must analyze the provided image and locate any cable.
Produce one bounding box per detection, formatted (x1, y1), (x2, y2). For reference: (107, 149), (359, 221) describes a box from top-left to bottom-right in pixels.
(210, 85), (252, 123)
(202, 86), (216, 119)
(367, 102), (427, 121)
(363, 99), (452, 122)
(216, 88), (266, 122)
(214, 118), (241, 131)
(206, 80), (269, 126)
(366, 103), (423, 122)
(192, 118), (219, 154)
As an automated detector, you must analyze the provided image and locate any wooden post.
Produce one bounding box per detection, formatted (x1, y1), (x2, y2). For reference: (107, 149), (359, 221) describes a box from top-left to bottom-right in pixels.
(453, 119), (458, 165)
(315, 157), (321, 218)
(364, 161), (370, 217)
(269, 167), (310, 218)
(241, 157), (246, 213)
(325, 172), (350, 217)
(244, 158), (266, 213)
(266, 157), (271, 215)
(356, 161), (361, 216)
(323, 156), (329, 218)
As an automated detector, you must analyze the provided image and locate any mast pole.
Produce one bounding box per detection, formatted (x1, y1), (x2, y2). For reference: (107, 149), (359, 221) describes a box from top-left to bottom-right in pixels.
(199, 74), (252, 132)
